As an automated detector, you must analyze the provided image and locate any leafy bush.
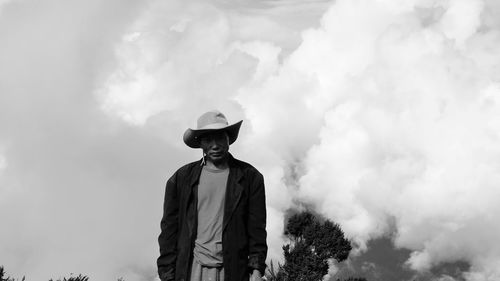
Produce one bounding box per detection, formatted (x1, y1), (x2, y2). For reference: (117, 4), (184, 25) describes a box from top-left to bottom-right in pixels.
(265, 211), (367, 281)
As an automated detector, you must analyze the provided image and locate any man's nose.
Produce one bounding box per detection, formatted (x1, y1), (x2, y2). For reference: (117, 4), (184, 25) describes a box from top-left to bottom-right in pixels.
(208, 139), (219, 147)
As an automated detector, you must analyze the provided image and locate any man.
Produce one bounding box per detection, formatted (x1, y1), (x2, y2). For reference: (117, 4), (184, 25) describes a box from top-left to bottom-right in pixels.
(157, 110), (267, 281)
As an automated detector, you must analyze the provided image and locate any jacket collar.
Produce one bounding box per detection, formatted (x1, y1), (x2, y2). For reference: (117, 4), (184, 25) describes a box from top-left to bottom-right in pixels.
(189, 153), (243, 186)
(189, 159), (204, 187)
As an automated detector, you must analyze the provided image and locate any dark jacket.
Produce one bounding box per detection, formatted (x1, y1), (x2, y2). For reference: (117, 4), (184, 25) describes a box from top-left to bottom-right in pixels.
(157, 154), (267, 281)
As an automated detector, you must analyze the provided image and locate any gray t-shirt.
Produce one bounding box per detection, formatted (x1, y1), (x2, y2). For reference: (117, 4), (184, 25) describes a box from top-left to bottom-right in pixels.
(193, 166), (229, 267)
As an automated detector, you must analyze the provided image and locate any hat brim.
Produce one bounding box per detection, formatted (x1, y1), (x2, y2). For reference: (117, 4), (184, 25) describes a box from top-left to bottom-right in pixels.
(183, 120), (243, 148)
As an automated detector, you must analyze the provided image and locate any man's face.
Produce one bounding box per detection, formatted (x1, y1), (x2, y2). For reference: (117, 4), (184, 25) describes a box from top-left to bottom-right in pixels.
(199, 131), (230, 164)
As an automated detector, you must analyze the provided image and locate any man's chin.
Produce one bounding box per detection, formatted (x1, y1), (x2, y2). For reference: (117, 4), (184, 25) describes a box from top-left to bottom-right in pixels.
(208, 154), (227, 164)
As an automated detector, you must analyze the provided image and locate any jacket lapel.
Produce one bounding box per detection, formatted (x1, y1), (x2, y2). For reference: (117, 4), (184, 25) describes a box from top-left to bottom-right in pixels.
(186, 159), (203, 236)
(223, 156), (244, 233)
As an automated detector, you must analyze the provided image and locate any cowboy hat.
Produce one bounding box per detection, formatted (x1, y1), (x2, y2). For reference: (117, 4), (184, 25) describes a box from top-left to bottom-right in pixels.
(183, 110), (243, 148)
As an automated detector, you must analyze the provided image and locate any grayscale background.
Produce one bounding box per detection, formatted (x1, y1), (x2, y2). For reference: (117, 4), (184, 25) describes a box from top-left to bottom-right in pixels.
(1, 0), (500, 280)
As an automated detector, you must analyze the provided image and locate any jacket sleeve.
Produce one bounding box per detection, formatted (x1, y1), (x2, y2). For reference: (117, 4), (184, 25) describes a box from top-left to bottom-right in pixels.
(247, 171), (268, 275)
(157, 173), (179, 281)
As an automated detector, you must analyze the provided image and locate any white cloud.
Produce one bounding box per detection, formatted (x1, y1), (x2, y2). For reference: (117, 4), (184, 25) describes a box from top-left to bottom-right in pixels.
(96, 0), (500, 279)
(289, 0), (500, 280)
(438, 0), (484, 47)
(0, 154), (6, 171)
(0, 0), (13, 12)
(0, 0), (327, 280)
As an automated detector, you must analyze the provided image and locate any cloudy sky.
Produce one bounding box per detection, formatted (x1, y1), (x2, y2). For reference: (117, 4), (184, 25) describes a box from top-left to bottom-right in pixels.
(1, 0), (500, 280)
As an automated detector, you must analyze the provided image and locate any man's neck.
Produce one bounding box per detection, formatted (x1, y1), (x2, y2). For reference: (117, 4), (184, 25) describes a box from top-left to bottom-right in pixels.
(205, 159), (229, 170)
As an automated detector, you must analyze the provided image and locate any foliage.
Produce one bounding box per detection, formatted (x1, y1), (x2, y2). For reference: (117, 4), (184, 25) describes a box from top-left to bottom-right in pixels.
(0, 266), (24, 281)
(270, 211), (353, 281)
(266, 260), (281, 281)
(1, 266), (125, 281)
(48, 274), (89, 281)
(284, 212), (315, 239)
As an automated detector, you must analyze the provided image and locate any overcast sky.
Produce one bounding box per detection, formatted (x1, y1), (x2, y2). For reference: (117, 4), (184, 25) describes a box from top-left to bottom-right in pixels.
(1, 0), (500, 281)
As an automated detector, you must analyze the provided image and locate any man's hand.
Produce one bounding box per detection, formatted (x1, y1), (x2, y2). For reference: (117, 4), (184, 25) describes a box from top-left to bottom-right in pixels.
(158, 269), (174, 281)
(250, 269), (263, 281)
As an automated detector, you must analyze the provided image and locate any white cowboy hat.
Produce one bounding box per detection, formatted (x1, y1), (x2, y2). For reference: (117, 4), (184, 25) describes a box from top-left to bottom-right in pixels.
(183, 110), (243, 148)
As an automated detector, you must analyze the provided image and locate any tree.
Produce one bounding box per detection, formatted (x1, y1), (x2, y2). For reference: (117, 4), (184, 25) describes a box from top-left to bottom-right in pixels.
(272, 211), (353, 281)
